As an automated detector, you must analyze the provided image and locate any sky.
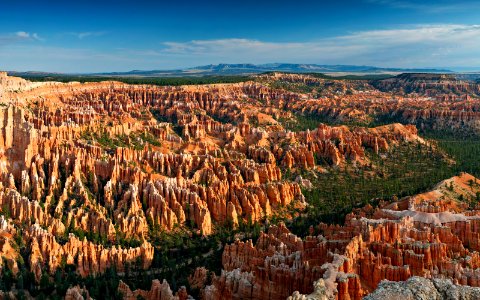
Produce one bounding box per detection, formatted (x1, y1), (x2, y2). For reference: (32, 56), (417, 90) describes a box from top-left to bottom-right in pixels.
(1, 0), (480, 72)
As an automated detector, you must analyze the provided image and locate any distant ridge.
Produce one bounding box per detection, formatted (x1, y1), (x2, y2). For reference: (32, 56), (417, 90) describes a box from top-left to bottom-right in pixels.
(188, 63), (452, 74)
(94, 63), (453, 77)
(8, 63), (453, 78)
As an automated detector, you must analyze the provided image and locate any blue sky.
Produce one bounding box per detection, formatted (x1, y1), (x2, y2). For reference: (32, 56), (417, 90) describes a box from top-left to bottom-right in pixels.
(1, 0), (480, 72)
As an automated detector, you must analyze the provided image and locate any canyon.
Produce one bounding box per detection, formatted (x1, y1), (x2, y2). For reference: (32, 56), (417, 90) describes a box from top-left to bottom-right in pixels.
(205, 173), (480, 299)
(0, 71), (479, 299)
(259, 72), (480, 133)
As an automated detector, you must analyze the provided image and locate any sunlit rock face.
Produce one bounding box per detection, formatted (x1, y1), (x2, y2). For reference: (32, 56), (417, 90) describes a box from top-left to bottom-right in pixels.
(118, 279), (189, 300)
(205, 173), (480, 300)
(1, 72), (472, 299)
(261, 72), (480, 133)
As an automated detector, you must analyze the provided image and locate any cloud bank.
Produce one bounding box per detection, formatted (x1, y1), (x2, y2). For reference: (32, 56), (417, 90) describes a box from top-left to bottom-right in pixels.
(157, 24), (480, 68)
(0, 31), (42, 47)
(0, 24), (479, 72)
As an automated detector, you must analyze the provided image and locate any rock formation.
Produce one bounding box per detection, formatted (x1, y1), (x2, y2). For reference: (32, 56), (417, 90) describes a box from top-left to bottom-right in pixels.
(118, 279), (189, 300)
(365, 276), (480, 300)
(206, 173), (480, 299)
(0, 72), (471, 298)
(256, 72), (480, 133)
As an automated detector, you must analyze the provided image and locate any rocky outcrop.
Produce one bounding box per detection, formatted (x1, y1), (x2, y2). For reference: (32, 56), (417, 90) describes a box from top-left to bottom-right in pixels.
(65, 286), (92, 300)
(188, 267), (210, 290)
(206, 173), (480, 300)
(205, 223), (332, 300)
(373, 73), (480, 97)
(118, 279), (189, 300)
(0, 235), (19, 276)
(255, 72), (480, 133)
(288, 279), (329, 300)
(27, 224), (154, 281)
(0, 72), (460, 298)
(365, 276), (480, 300)
(0, 74), (312, 283)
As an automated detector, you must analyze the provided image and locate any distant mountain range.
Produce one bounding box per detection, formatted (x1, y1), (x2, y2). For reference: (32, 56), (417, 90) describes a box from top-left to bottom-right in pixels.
(94, 63), (453, 77)
(8, 63), (454, 78)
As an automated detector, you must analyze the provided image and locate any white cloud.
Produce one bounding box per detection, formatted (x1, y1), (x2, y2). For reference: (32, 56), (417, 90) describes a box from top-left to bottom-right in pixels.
(68, 31), (108, 39)
(1, 24), (480, 72)
(156, 24), (480, 68)
(15, 31), (30, 38)
(0, 31), (43, 47)
(32, 33), (43, 41)
(15, 31), (42, 41)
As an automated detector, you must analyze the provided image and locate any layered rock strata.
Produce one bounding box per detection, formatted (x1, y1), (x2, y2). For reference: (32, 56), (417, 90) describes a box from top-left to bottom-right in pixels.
(206, 173), (480, 299)
(0, 73), (445, 296)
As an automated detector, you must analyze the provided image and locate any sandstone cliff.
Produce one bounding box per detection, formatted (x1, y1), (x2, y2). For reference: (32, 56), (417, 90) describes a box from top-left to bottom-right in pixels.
(205, 173), (480, 300)
(0, 72), (467, 299)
